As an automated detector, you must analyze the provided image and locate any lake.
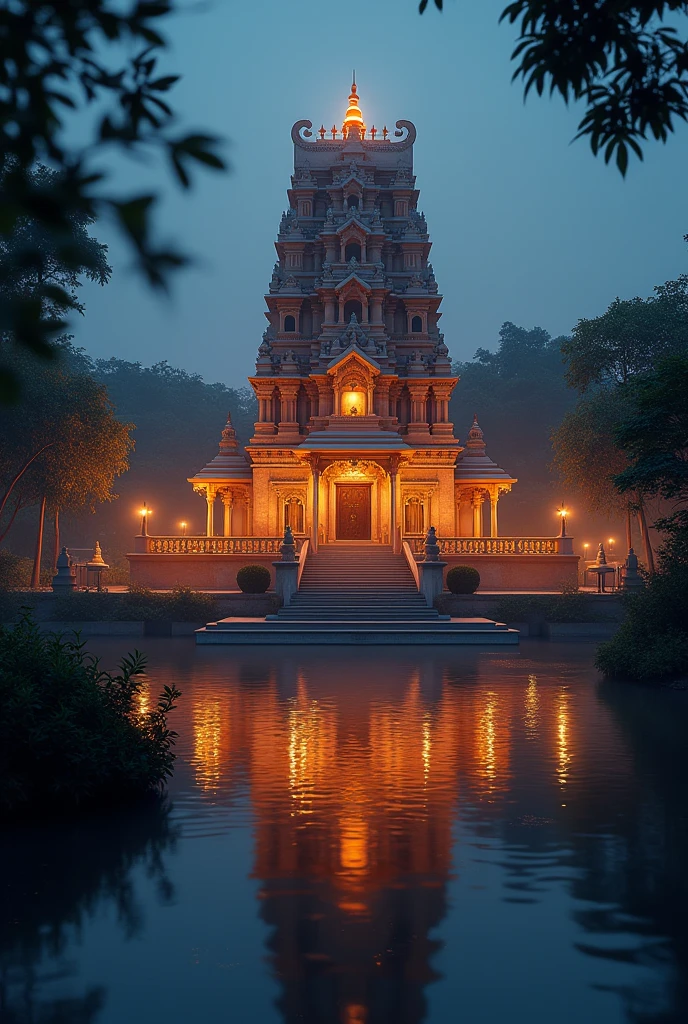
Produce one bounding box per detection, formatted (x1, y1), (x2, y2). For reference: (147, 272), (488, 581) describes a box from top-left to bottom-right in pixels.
(2, 639), (687, 1024)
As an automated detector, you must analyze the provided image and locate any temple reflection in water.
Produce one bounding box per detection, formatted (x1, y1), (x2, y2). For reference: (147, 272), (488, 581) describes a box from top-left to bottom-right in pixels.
(180, 647), (615, 1024)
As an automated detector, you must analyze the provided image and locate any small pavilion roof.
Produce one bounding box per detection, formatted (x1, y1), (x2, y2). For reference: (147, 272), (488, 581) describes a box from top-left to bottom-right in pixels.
(454, 415), (516, 484)
(188, 412), (252, 485)
(297, 429), (409, 453)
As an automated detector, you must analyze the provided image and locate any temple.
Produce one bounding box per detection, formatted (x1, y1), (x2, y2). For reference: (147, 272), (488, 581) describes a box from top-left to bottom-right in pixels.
(129, 80), (577, 593)
(191, 79), (514, 548)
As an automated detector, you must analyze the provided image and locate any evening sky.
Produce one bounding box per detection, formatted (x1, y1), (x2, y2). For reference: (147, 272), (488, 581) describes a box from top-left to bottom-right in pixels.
(72, 0), (688, 384)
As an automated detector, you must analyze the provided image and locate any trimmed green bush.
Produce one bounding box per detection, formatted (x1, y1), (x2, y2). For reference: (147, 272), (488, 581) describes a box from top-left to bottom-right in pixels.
(446, 565), (480, 594)
(0, 614), (180, 816)
(236, 564), (271, 594)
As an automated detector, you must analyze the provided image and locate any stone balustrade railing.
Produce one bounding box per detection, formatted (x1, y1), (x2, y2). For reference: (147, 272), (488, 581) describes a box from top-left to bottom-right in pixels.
(408, 537), (565, 556)
(137, 536), (287, 555)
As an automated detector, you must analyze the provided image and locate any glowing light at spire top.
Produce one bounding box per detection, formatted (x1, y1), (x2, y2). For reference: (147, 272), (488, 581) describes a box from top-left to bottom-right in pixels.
(343, 72), (366, 134)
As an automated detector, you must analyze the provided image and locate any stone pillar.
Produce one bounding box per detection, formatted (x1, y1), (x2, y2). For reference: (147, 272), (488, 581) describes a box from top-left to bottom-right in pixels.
(390, 465), (398, 552)
(430, 383), (454, 438)
(490, 494), (499, 538)
(324, 296), (335, 323)
(338, 296), (345, 323)
(277, 383), (301, 440)
(206, 488), (215, 537)
(246, 495), (253, 536)
(472, 493), (483, 538)
(361, 298), (369, 324)
(371, 297), (383, 324)
(375, 381), (390, 418)
(254, 384), (276, 437)
(222, 492), (233, 537)
(406, 383), (431, 439)
(311, 460), (320, 553)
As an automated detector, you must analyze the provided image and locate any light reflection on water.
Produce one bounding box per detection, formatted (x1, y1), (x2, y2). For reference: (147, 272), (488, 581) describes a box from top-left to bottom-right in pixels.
(1, 640), (687, 1024)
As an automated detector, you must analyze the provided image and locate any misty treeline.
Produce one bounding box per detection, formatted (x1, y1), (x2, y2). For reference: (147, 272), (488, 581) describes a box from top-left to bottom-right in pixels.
(450, 322), (574, 536)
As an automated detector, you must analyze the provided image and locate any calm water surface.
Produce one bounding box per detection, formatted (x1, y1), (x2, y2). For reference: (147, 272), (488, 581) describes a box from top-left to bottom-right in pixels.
(2, 640), (687, 1024)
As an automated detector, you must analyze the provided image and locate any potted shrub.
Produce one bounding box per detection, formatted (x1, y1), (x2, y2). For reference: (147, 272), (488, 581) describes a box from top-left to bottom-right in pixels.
(236, 564), (271, 594)
(446, 565), (480, 594)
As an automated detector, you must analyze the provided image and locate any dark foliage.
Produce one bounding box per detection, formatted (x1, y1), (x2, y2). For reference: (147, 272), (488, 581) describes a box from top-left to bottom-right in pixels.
(0, 615), (180, 815)
(52, 585), (215, 623)
(236, 564), (271, 594)
(0, 2), (225, 398)
(421, 1), (688, 173)
(446, 565), (481, 594)
(493, 592), (611, 623)
(614, 354), (688, 508)
(596, 519), (688, 681)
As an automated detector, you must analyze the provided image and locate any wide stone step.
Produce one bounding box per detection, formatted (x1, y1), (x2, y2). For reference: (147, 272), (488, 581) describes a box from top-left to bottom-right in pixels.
(196, 619), (519, 646)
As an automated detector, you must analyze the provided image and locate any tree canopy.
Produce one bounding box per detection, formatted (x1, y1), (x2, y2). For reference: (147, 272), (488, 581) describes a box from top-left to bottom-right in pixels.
(0, 344), (133, 545)
(421, 1), (688, 174)
(0, 2), (226, 398)
(562, 275), (688, 391)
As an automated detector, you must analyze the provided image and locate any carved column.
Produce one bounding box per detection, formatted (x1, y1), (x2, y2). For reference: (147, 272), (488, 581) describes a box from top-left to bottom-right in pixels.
(277, 382), (301, 441)
(375, 379), (391, 418)
(490, 492), (499, 538)
(389, 455), (401, 553)
(309, 457), (320, 553)
(205, 486), (216, 537)
(472, 491), (484, 538)
(221, 491), (234, 537)
(406, 383), (431, 439)
(430, 382), (455, 437)
(253, 383), (276, 437)
(324, 296), (336, 323)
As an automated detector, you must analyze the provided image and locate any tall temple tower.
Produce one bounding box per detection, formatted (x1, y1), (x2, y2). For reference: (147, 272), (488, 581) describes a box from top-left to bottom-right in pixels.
(189, 80), (515, 549)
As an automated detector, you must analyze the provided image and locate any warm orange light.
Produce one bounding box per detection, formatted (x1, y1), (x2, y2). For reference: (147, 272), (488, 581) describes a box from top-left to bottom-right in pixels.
(557, 507), (569, 517)
(138, 507), (151, 517)
(342, 389), (364, 416)
(343, 75), (366, 132)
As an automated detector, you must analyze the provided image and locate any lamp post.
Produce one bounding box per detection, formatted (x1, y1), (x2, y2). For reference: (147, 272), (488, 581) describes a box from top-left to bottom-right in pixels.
(556, 503), (569, 538)
(608, 536), (615, 559)
(180, 521), (188, 537)
(138, 502), (152, 536)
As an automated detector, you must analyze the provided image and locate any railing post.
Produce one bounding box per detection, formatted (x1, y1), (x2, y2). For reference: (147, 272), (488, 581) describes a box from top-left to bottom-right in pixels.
(417, 526), (447, 608)
(273, 526), (299, 606)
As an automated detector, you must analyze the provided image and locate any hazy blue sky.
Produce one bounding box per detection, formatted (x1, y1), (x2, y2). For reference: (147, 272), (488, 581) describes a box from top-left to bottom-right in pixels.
(73, 0), (688, 386)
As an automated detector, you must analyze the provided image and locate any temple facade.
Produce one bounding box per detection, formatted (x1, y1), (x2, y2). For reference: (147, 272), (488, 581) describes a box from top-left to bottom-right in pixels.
(188, 80), (515, 551)
(129, 82), (578, 592)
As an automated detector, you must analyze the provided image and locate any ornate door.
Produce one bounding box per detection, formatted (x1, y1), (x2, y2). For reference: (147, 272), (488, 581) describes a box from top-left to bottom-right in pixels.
(336, 484), (372, 540)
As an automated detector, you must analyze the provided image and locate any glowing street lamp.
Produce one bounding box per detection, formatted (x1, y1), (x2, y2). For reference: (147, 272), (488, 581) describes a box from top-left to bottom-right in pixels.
(180, 521), (188, 537)
(556, 503), (570, 538)
(608, 537), (615, 558)
(583, 542), (589, 558)
(138, 502), (152, 536)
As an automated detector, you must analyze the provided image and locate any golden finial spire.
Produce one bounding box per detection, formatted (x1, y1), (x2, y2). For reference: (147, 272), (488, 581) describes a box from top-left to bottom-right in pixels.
(343, 72), (365, 136)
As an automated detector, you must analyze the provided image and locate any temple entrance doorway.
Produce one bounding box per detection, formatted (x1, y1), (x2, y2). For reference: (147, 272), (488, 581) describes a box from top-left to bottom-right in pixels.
(335, 484), (372, 540)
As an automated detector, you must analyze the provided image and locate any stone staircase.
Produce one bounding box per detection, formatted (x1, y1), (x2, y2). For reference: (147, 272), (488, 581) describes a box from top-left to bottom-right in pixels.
(196, 544), (519, 645)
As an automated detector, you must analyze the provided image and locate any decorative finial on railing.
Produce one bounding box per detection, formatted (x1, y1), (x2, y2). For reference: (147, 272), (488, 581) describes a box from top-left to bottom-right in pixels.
(424, 525), (440, 562)
(280, 524), (296, 562)
(382, 126), (388, 140)
(318, 124), (326, 140)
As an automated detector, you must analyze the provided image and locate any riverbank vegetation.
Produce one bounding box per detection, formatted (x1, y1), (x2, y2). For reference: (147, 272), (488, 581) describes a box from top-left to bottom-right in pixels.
(596, 354), (688, 683)
(0, 615), (180, 817)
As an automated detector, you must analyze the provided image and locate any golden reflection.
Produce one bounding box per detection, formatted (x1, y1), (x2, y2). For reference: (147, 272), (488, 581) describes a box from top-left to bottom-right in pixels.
(339, 816), (369, 871)
(287, 694), (335, 814)
(524, 674), (540, 738)
(343, 1005), (367, 1024)
(557, 688), (572, 788)
(192, 699), (223, 791)
(475, 690), (511, 798)
(422, 713), (432, 783)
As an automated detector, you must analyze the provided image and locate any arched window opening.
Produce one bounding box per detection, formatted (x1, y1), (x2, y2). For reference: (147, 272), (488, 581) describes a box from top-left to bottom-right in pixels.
(347, 195), (359, 209)
(404, 498), (425, 535)
(345, 241), (361, 262)
(284, 314), (296, 332)
(411, 315), (423, 333)
(343, 299), (362, 323)
(284, 497), (305, 534)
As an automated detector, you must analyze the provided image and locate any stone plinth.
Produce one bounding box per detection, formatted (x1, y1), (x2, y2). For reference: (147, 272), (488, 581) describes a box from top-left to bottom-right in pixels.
(127, 553), (278, 591)
(439, 554), (579, 592)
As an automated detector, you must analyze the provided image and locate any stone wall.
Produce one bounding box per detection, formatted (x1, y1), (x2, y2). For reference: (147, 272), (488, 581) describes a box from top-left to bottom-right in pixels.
(127, 553), (278, 591)
(440, 554), (579, 592)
